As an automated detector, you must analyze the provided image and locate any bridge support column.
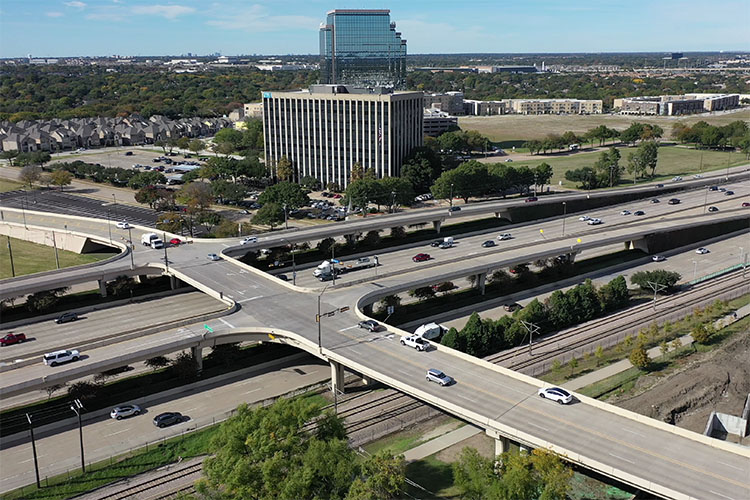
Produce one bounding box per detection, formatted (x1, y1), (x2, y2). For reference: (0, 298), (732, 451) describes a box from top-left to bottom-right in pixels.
(98, 279), (107, 297)
(135, 275), (148, 284)
(627, 238), (650, 253)
(330, 360), (345, 395)
(432, 220), (442, 233)
(170, 275), (180, 290)
(191, 346), (203, 374)
(361, 374), (376, 386)
(486, 429), (510, 457)
(476, 272), (487, 295)
(344, 234), (356, 246)
(566, 251), (578, 263)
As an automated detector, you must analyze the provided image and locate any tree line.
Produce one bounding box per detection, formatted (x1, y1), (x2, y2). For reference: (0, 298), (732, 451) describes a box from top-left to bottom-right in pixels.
(672, 120), (750, 153)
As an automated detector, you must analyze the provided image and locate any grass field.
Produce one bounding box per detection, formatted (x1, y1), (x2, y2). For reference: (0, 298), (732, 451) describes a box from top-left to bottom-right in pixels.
(0, 178), (24, 192)
(459, 108), (750, 143)
(0, 237), (116, 279)
(478, 145), (746, 188)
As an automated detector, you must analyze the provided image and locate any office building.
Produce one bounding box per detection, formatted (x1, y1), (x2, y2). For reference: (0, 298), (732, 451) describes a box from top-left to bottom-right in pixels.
(614, 94), (739, 115)
(319, 9), (407, 90)
(423, 109), (458, 137)
(262, 85), (423, 189)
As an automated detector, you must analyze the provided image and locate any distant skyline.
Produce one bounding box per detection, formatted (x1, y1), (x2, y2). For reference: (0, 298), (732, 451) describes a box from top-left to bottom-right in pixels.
(1, 0), (748, 58)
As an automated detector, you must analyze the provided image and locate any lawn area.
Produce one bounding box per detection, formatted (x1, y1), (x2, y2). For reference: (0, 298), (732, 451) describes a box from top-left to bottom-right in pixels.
(459, 108), (750, 143)
(477, 144), (745, 189)
(0, 178), (24, 192)
(0, 237), (117, 279)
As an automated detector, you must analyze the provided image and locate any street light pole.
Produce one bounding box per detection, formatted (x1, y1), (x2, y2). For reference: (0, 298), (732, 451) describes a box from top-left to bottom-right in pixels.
(646, 281), (668, 311)
(106, 210), (112, 244)
(283, 203), (288, 230)
(26, 413), (41, 488)
(127, 226), (134, 270)
(316, 285), (329, 354)
(703, 186), (709, 213)
(70, 399), (85, 473)
(692, 260), (698, 281)
(449, 183), (454, 208)
(561, 202), (567, 236)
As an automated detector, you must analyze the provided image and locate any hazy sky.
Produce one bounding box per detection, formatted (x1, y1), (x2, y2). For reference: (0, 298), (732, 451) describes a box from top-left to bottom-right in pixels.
(1, 0), (748, 57)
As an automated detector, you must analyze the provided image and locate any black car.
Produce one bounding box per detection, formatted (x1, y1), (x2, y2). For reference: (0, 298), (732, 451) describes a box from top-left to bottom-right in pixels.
(650, 198), (660, 203)
(430, 240), (442, 247)
(481, 240), (496, 248)
(708, 206), (719, 212)
(667, 198), (680, 205)
(709, 186), (719, 191)
(448, 206), (461, 212)
(55, 312), (79, 324)
(725, 190), (734, 196)
(634, 210), (645, 216)
(124, 151), (133, 156)
(153, 412), (183, 428)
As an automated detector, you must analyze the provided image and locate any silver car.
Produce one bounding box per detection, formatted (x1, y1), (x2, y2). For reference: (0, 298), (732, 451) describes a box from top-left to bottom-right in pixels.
(426, 368), (453, 386)
(110, 404), (142, 420)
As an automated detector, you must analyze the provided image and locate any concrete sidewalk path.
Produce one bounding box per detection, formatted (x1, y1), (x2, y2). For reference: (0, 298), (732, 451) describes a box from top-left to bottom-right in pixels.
(403, 424), (482, 462)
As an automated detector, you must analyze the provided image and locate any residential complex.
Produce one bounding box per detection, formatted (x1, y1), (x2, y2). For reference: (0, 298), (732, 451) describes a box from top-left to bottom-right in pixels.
(424, 92), (603, 115)
(614, 94), (740, 115)
(319, 9), (407, 90)
(262, 85), (423, 189)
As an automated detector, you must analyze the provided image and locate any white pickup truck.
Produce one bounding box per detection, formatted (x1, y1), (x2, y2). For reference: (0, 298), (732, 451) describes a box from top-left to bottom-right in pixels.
(400, 335), (430, 351)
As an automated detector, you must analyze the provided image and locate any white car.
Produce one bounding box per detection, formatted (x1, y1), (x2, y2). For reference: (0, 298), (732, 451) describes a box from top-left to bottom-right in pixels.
(110, 404), (142, 420)
(537, 387), (573, 404)
(240, 236), (258, 245)
(116, 221), (131, 229)
(426, 368), (453, 386)
(43, 349), (80, 366)
(652, 255), (666, 262)
(497, 233), (512, 240)
(587, 218), (603, 225)
(207, 253), (221, 261)
(400, 335), (430, 351)
(695, 248), (709, 254)
(620, 210), (631, 216)
(578, 215), (591, 221)
(672, 176), (682, 182)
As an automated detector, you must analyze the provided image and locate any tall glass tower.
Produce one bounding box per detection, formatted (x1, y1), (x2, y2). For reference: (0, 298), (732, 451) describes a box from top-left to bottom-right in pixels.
(319, 9), (407, 90)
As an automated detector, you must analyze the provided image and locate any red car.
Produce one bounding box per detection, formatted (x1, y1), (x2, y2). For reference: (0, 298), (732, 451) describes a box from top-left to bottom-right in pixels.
(169, 238), (182, 245)
(412, 253), (430, 262)
(525, 196), (538, 202)
(1, 333), (27, 346)
(742, 202), (750, 207)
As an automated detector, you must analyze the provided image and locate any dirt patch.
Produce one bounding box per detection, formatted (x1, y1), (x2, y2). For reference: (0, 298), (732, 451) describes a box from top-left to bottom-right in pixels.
(435, 432), (495, 463)
(609, 331), (750, 439)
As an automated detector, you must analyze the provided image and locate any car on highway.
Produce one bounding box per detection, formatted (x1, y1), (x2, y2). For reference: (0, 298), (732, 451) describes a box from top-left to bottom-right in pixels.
(537, 386), (573, 404)
(358, 320), (382, 332)
(525, 196), (538, 202)
(116, 221), (131, 229)
(651, 198), (660, 203)
(652, 255), (666, 262)
(153, 412), (183, 428)
(400, 335), (430, 351)
(124, 151), (133, 156)
(668, 198), (680, 205)
(672, 176), (682, 182)
(634, 210), (645, 216)
(708, 206), (719, 212)
(620, 210), (631, 215)
(169, 238), (182, 245)
(503, 303), (521, 312)
(426, 368), (453, 386)
(708, 186), (719, 191)
(655, 183), (664, 188)
(743, 202), (750, 207)
(725, 190), (734, 195)
(207, 253), (220, 261)
(695, 248), (710, 254)
(719, 187), (726, 192)
(505, 158), (513, 162)
(578, 215), (591, 221)
(430, 240), (442, 247)
(587, 218), (603, 225)
(481, 240), (496, 248)
(0, 333), (27, 346)
(240, 236), (258, 245)
(43, 349), (80, 366)
(55, 312), (79, 324)
(110, 404), (142, 420)
(497, 233), (512, 240)
(448, 206), (461, 213)
(412, 253), (430, 262)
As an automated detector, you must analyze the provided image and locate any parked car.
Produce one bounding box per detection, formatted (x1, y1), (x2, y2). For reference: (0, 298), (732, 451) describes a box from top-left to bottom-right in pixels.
(240, 236), (258, 245)
(504, 158), (513, 162)
(634, 210), (645, 216)
(412, 253), (430, 262)
(497, 233), (512, 240)
(153, 412), (183, 428)
(426, 368), (453, 386)
(525, 196), (538, 202)
(207, 253), (220, 261)
(481, 240), (496, 248)
(358, 320), (382, 332)
(652, 255), (666, 262)
(116, 221), (130, 229)
(110, 404), (142, 420)
(695, 248), (710, 254)
(668, 198), (680, 205)
(0, 333), (27, 346)
(400, 335), (430, 351)
(55, 312), (79, 324)
(708, 206), (719, 212)
(537, 387), (573, 404)
(43, 349), (80, 366)
(169, 238), (182, 245)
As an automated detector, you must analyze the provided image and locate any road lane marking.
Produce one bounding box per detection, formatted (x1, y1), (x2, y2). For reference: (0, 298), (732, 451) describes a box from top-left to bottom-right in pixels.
(709, 491), (736, 500)
(108, 428), (131, 436)
(339, 326), (358, 332)
(621, 427), (645, 437)
(237, 296), (262, 303)
(244, 387), (262, 395)
(608, 453), (634, 464)
(219, 318), (235, 329)
(717, 461), (746, 472)
(527, 422), (549, 432)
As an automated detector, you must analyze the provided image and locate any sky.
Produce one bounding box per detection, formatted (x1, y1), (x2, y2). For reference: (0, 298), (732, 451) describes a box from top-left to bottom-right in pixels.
(1, 0), (748, 58)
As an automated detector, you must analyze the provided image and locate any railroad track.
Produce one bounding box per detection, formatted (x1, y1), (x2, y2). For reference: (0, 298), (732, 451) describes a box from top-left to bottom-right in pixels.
(486, 271), (747, 372)
(97, 462), (202, 500)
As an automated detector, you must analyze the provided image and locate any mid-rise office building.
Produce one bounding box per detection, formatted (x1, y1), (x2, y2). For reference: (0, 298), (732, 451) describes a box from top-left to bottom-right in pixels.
(423, 109), (458, 137)
(262, 85), (422, 189)
(319, 9), (407, 90)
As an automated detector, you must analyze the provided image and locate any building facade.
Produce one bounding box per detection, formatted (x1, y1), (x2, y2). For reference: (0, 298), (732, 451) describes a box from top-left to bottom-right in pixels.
(423, 109), (458, 137)
(319, 9), (407, 90)
(262, 85), (423, 189)
(615, 94), (740, 115)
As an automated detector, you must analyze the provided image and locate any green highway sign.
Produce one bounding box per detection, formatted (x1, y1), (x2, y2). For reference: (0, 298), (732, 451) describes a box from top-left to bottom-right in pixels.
(204, 324), (214, 333)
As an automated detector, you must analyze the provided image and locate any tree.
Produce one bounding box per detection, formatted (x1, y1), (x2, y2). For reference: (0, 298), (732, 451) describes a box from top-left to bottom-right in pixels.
(213, 127), (244, 151)
(145, 356), (170, 371)
(568, 356), (579, 375)
(452, 447), (495, 500)
(401, 147), (442, 193)
(43, 383), (66, 400)
(252, 202), (285, 230)
(188, 139), (204, 155)
(690, 323), (712, 344)
(67, 381), (99, 402)
(25, 287), (68, 313)
(346, 451), (405, 500)
(170, 351), (198, 380)
(630, 269), (682, 291)
(594, 345), (604, 366)
(19, 165), (42, 188)
(197, 211), (223, 232)
(299, 175), (320, 191)
(377, 176), (414, 212)
(258, 181), (310, 210)
(431, 161), (489, 203)
(156, 211), (183, 233)
(640, 141), (659, 177)
(564, 166), (600, 190)
(409, 286), (435, 301)
(533, 162), (553, 191)
(434, 281), (457, 294)
(0, 150), (19, 166)
(350, 162), (365, 182)
(177, 182), (214, 214)
(362, 230), (381, 247)
(129, 171), (166, 190)
(346, 178), (379, 215)
(275, 155), (294, 182)
(376, 294), (401, 314)
(598, 275), (630, 311)
(629, 345), (650, 370)
(49, 169), (73, 191)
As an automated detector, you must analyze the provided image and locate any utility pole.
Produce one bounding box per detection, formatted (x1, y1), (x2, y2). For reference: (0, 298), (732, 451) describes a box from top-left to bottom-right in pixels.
(561, 202), (567, 236)
(162, 232), (169, 273)
(127, 226), (134, 270)
(70, 399), (86, 473)
(51, 231), (60, 269)
(449, 183), (454, 208)
(283, 203), (288, 230)
(646, 281), (667, 311)
(26, 413), (40, 488)
(316, 285), (329, 355)
(331, 244), (336, 286)
(703, 186), (709, 213)
(6, 235), (15, 278)
(106, 209), (112, 244)
(520, 321), (540, 355)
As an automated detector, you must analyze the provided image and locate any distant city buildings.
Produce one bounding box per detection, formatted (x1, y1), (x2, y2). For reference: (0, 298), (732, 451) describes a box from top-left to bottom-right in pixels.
(614, 94), (740, 115)
(262, 85), (422, 189)
(423, 92), (603, 115)
(319, 9), (407, 90)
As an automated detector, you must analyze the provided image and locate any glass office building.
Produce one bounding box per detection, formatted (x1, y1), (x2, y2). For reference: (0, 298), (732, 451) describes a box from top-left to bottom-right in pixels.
(319, 9), (407, 90)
